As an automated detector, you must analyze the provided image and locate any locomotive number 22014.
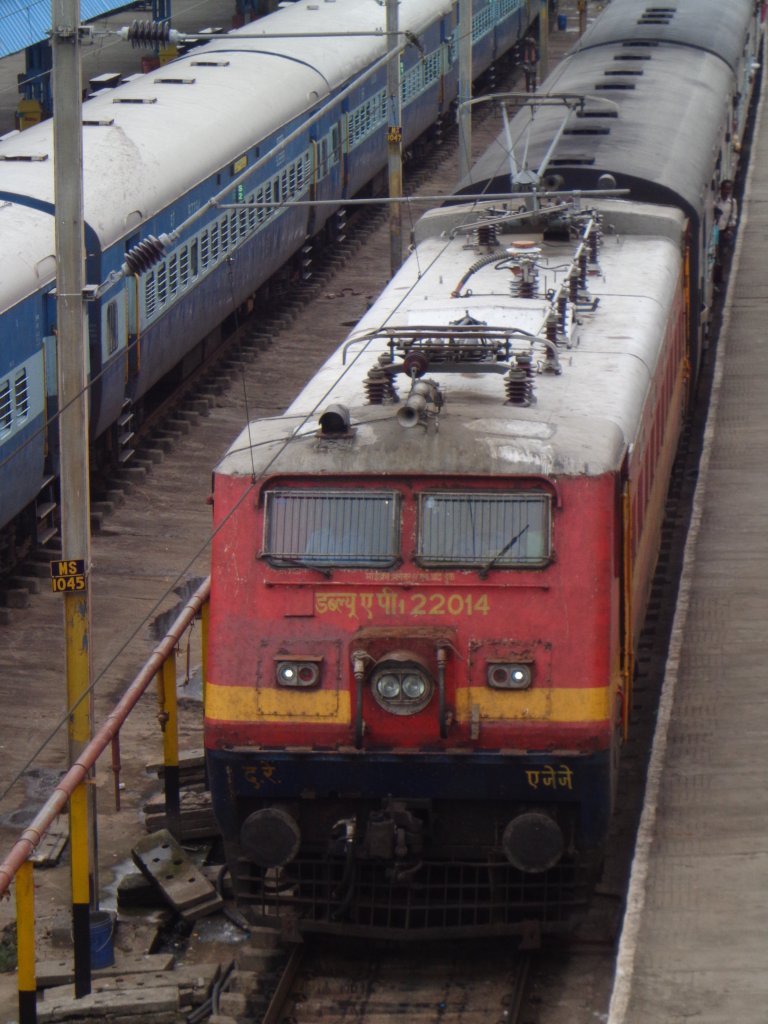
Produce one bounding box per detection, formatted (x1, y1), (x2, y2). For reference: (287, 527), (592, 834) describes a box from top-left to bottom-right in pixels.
(410, 592), (490, 616)
(315, 590), (490, 620)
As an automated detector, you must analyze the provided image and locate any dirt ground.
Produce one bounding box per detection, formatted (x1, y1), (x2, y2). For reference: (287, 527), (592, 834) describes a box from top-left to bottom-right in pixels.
(0, 670), (210, 1019)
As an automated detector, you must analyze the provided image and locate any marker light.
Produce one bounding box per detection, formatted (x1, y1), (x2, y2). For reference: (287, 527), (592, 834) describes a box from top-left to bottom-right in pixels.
(487, 662), (533, 690)
(275, 659), (321, 688)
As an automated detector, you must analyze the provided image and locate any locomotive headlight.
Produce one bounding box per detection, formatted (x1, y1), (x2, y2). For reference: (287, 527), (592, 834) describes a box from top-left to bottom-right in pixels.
(371, 662), (433, 715)
(275, 658), (322, 688)
(376, 674), (401, 699)
(401, 673), (427, 699)
(277, 663), (298, 685)
(487, 662), (533, 690)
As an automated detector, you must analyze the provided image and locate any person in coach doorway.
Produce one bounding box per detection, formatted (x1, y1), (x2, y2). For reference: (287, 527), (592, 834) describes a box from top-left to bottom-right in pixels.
(714, 179), (738, 286)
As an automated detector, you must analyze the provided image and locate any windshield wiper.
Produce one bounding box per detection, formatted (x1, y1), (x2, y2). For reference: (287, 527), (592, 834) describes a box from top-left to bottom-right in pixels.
(478, 524), (529, 579)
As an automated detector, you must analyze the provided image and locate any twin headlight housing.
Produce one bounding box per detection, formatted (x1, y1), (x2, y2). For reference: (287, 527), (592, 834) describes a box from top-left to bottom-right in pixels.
(371, 664), (433, 714)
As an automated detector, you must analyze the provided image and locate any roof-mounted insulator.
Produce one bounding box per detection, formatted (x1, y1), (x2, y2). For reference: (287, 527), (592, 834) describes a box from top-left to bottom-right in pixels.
(579, 249), (589, 293)
(568, 266), (580, 305)
(545, 311), (559, 346)
(557, 293), (569, 336)
(506, 240), (540, 300)
(509, 256), (538, 299)
(364, 357), (399, 405)
(539, 337), (562, 375)
(505, 352), (535, 406)
(587, 219), (602, 274)
(475, 223), (498, 250)
(572, 242), (600, 311)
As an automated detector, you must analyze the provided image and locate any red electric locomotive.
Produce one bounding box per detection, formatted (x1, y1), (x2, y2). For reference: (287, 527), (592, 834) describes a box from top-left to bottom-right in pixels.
(205, 0), (760, 940)
(205, 195), (689, 939)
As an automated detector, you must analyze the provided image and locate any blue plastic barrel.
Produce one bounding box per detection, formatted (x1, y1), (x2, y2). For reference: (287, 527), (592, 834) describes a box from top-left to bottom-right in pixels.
(557, 13), (567, 29)
(89, 910), (115, 969)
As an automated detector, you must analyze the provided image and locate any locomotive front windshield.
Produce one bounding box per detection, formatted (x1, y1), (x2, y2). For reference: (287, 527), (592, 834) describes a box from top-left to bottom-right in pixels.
(263, 488), (551, 570)
(417, 492), (550, 568)
(264, 490), (400, 567)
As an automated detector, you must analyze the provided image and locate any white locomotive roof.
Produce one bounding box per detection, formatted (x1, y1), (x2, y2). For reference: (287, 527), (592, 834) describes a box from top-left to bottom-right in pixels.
(217, 199), (686, 480)
(0, 0), (449, 261)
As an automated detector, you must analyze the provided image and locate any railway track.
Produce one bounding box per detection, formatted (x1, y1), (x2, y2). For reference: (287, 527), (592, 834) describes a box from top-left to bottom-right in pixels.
(261, 940), (531, 1024)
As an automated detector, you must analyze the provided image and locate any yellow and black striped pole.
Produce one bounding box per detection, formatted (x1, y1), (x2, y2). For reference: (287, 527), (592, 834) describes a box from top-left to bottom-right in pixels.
(157, 652), (181, 836)
(16, 860), (36, 1024)
(69, 780), (93, 995)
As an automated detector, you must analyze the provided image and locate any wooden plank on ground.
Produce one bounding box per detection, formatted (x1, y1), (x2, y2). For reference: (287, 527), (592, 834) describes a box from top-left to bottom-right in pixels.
(143, 788), (219, 840)
(36, 984), (179, 1021)
(145, 750), (206, 774)
(36, 953), (175, 989)
(29, 821), (69, 867)
(43, 962), (219, 1005)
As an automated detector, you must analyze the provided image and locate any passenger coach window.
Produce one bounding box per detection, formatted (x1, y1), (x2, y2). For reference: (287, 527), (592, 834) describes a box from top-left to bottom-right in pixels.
(0, 380), (11, 435)
(105, 301), (118, 356)
(417, 492), (551, 568)
(264, 490), (399, 568)
(15, 369), (29, 419)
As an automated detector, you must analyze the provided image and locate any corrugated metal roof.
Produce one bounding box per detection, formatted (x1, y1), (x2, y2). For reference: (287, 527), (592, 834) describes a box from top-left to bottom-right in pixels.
(0, 1), (134, 59)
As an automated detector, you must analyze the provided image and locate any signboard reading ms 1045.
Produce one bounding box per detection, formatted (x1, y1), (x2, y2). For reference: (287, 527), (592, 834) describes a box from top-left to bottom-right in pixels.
(50, 559), (86, 593)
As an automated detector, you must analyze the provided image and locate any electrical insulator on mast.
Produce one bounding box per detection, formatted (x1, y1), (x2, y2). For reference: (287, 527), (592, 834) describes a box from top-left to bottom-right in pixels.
(118, 20), (182, 48)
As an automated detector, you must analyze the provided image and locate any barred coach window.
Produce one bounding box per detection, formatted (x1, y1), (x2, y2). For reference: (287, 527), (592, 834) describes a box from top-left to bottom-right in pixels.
(417, 492), (551, 568)
(264, 490), (400, 568)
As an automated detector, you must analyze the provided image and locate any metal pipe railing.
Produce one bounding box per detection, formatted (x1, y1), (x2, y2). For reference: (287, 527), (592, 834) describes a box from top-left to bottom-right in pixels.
(0, 575), (210, 896)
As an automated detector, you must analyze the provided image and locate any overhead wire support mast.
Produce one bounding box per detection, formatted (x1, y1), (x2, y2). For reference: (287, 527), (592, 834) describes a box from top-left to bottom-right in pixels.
(51, 0), (96, 1006)
(458, 0), (473, 184)
(386, 0), (403, 275)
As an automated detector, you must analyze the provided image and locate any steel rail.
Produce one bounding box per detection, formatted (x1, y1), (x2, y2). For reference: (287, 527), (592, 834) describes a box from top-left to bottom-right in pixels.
(260, 943), (306, 1024)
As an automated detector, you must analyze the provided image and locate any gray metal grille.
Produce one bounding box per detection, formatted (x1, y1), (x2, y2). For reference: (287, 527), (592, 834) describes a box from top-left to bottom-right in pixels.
(417, 492), (550, 567)
(234, 855), (588, 938)
(265, 490), (399, 567)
